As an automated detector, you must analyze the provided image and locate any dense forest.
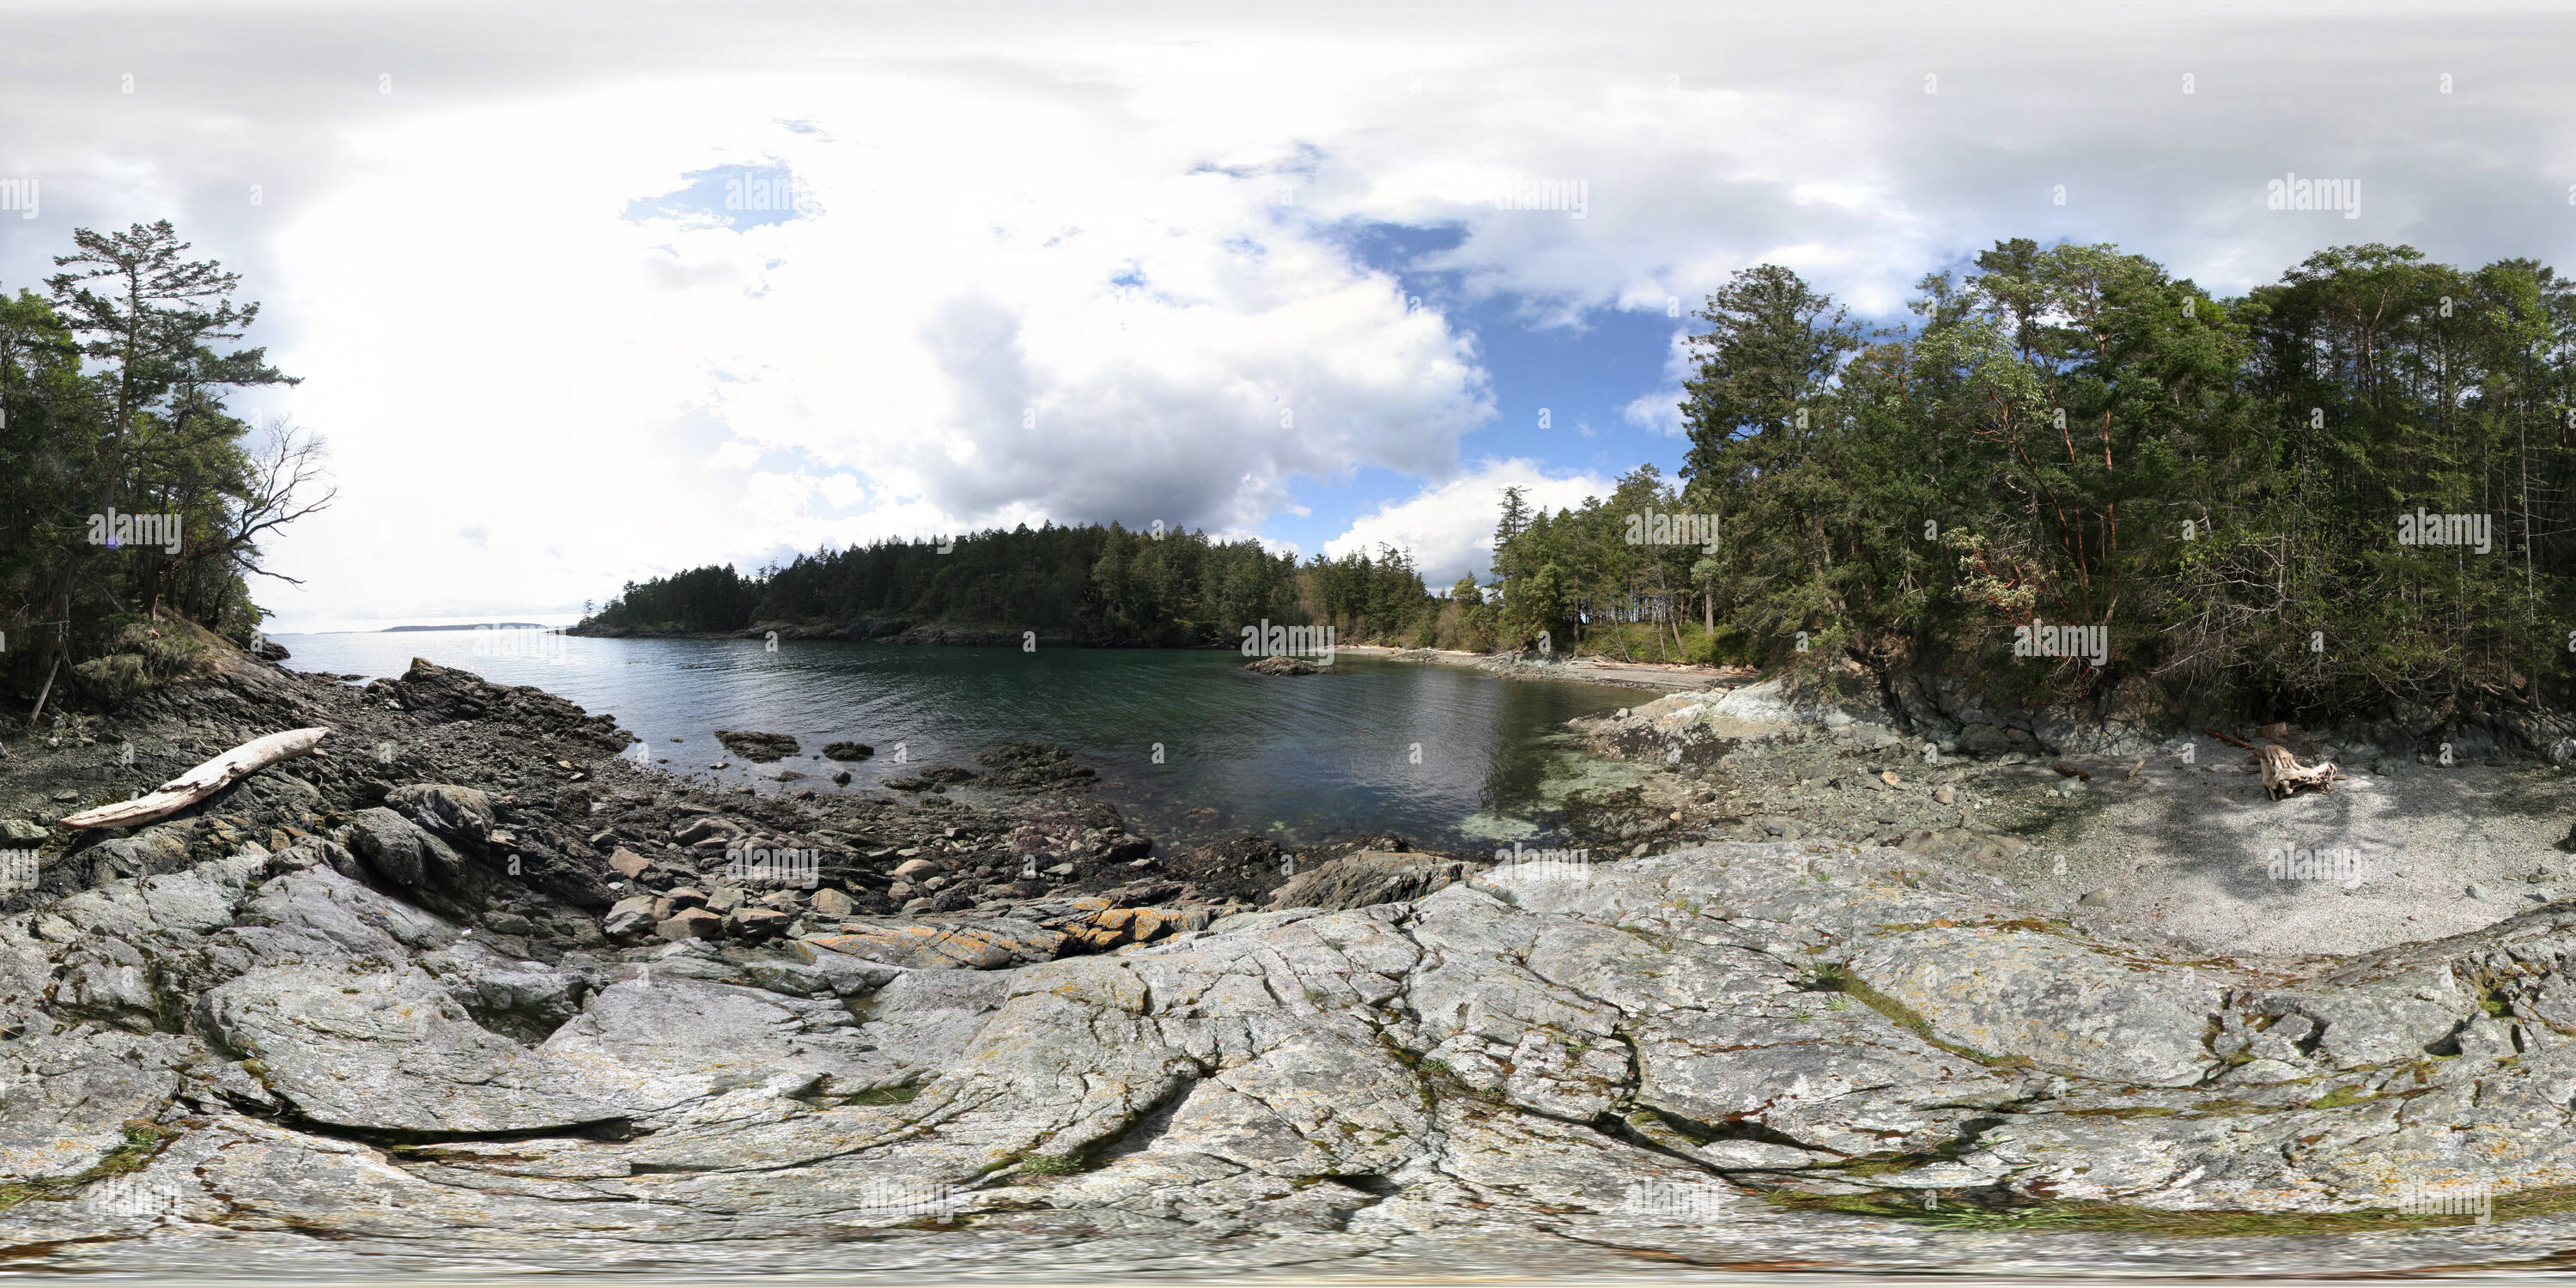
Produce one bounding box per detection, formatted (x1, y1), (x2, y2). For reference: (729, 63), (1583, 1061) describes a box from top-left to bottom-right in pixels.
(580, 526), (1478, 648)
(599, 237), (2576, 722)
(1494, 240), (2576, 720)
(1, 222), (329, 712)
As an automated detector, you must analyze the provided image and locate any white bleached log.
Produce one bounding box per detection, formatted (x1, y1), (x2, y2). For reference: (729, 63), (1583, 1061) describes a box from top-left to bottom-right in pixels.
(59, 726), (331, 829)
(2257, 743), (2339, 800)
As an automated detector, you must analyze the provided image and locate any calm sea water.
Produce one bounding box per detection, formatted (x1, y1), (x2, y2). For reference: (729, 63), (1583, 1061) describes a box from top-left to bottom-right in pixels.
(270, 630), (1647, 854)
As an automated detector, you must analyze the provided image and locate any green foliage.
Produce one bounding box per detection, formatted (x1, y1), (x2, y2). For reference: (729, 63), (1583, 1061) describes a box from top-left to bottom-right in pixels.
(1495, 241), (2576, 720)
(2, 221), (321, 710)
(69, 616), (210, 704)
(587, 526), (1443, 648)
(590, 563), (763, 634)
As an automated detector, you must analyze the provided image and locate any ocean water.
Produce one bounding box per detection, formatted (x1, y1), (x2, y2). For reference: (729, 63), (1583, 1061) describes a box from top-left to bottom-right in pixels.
(271, 630), (1643, 854)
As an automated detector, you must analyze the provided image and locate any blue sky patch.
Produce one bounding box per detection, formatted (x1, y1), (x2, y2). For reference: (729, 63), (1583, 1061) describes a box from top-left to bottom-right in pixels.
(623, 161), (811, 228)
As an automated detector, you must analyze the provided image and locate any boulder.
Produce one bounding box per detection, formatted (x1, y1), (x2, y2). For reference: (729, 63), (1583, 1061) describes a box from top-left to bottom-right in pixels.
(344, 806), (462, 889)
(821, 741), (874, 761)
(725, 907), (793, 940)
(1707, 658), (1890, 728)
(1267, 850), (1469, 911)
(384, 784), (496, 848)
(654, 908), (722, 939)
(69, 824), (197, 888)
(601, 895), (657, 942)
(713, 731), (799, 762)
(672, 817), (742, 847)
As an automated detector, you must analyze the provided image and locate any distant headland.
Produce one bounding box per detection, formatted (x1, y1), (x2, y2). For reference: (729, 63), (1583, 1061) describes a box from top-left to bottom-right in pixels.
(381, 623), (550, 632)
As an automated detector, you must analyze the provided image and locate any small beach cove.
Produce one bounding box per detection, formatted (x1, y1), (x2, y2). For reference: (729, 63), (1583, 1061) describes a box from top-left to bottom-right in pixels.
(270, 630), (1665, 857)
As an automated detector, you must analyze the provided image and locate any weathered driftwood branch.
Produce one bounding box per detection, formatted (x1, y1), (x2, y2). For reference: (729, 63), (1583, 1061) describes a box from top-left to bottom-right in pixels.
(59, 727), (331, 829)
(2257, 743), (2340, 800)
(27, 656), (61, 730)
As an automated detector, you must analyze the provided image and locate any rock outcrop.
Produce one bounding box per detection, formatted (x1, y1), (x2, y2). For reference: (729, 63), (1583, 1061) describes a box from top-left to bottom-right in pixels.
(1267, 849), (1470, 910)
(1245, 656), (1323, 676)
(7, 828), (2576, 1275)
(714, 731), (799, 762)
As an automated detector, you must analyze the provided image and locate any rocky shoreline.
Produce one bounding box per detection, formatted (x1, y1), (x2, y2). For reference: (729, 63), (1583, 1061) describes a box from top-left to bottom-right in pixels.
(1, 643), (1461, 958)
(5, 639), (2576, 1276)
(1561, 661), (2576, 960)
(566, 619), (1190, 649)
(563, 622), (1761, 698)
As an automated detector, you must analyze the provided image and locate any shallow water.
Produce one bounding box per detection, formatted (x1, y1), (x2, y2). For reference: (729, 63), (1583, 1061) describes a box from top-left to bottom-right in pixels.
(271, 630), (1643, 854)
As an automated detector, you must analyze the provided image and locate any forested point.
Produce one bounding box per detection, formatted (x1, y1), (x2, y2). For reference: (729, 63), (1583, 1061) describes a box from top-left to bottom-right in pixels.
(2, 221), (330, 712)
(574, 526), (1468, 649)
(588, 238), (2576, 727)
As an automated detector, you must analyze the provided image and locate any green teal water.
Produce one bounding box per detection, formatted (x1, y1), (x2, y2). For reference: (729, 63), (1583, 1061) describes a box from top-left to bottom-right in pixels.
(273, 633), (1646, 854)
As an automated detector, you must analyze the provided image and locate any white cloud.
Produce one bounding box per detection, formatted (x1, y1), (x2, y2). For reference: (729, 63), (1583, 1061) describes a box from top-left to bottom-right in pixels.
(210, 67), (1500, 627)
(1323, 459), (1615, 588)
(706, 440), (764, 471)
(10, 2), (2576, 630)
(1623, 328), (1695, 437)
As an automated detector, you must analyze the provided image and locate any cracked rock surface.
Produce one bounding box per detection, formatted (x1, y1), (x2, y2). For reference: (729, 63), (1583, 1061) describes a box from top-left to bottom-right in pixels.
(8, 817), (2576, 1276)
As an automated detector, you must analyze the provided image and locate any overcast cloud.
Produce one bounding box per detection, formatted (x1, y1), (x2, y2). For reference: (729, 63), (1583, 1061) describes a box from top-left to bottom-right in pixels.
(5, 1), (2573, 629)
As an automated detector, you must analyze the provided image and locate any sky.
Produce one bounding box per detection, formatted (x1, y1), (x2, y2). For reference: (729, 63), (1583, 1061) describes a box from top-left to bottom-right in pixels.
(5, 0), (2575, 631)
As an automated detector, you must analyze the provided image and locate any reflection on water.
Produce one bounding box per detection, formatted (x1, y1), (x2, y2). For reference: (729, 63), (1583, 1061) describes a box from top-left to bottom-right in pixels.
(273, 631), (1644, 853)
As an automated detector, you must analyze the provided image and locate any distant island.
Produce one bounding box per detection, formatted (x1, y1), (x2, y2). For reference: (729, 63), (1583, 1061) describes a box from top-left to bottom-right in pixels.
(381, 623), (551, 632)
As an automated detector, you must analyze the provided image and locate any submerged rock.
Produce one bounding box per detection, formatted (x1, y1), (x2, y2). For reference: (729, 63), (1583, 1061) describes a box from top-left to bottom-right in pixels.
(714, 730), (800, 762)
(882, 765), (980, 792)
(1245, 655), (1322, 676)
(975, 741), (1097, 792)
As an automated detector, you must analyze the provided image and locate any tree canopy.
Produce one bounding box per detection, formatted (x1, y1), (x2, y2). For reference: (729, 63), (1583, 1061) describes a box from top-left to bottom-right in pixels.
(3, 221), (328, 709)
(1490, 240), (2576, 721)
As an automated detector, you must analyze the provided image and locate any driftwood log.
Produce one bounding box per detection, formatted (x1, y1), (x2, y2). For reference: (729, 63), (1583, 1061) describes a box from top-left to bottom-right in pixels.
(58, 727), (331, 829)
(2256, 743), (2340, 800)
